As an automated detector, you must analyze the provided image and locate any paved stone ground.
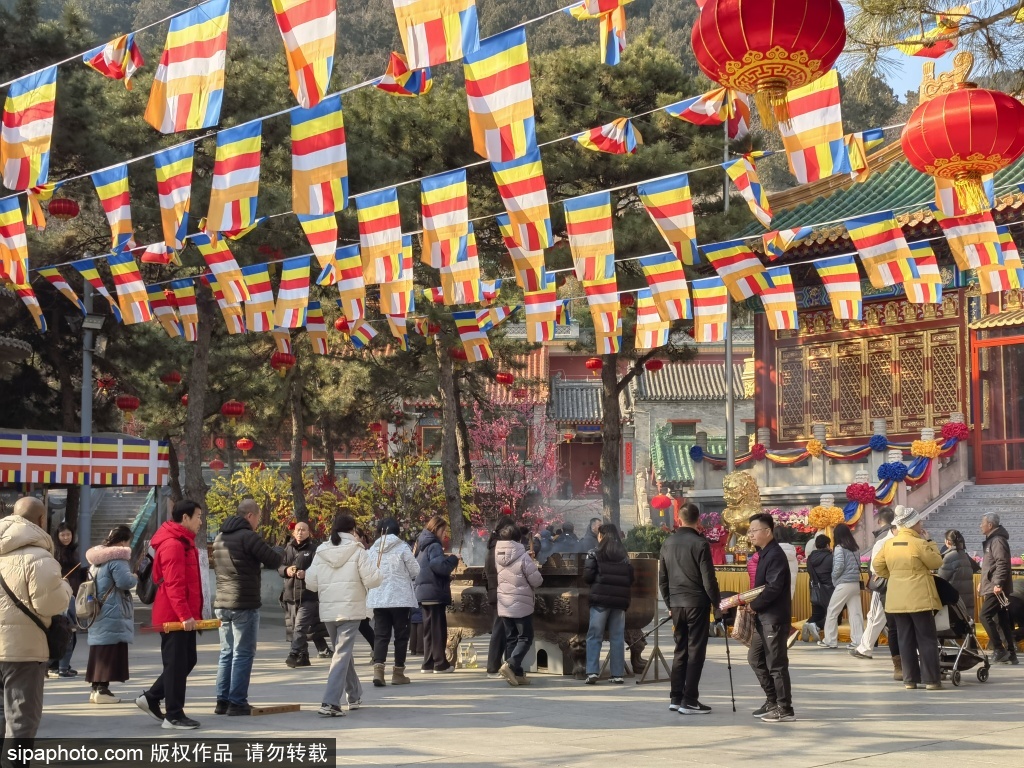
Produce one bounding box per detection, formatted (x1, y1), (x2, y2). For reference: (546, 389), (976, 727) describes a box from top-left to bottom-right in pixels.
(39, 618), (1024, 767)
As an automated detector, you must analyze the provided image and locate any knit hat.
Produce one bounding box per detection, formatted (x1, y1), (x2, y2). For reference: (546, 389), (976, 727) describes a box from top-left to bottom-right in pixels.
(893, 505), (925, 529)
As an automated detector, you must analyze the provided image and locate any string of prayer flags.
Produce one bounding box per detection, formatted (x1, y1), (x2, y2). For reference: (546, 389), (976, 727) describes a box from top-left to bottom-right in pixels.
(480, 278), (501, 305)
(38, 268), (85, 314)
(478, 304), (514, 331)
(724, 154), (772, 228)
(355, 188), (402, 284)
(274, 254), (311, 328)
(568, 0), (632, 65)
(0, 197), (28, 286)
(634, 288), (669, 351)
(83, 34), (144, 89)
(663, 87), (751, 141)
(380, 235), (415, 316)
(291, 94), (348, 216)
(348, 319), (377, 349)
(72, 258), (123, 323)
(154, 144), (193, 249)
(845, 128), (885, 182)
(763, 227), (812, 261)
(305, 300), (329, 354)
(637, 174), (698, 266)
(463, 27), (536, 162)
(440, 225), (482, 304)
(845, 211), (913, 288)
(391, 0), (481, 69)
(895, 6), (968, 57)
(902, 241), (943, 303)
(934, 209), (1002, 271)
(146, 284), (184, 338)
(298, 213), (338, 269)
(523, 271), (558, 343)
(452, 309), (492, 361)
(206, 121), (262, 234)
(421, 169), (469, 268)
(376, 52), (433, 97)
(206, 272), (246, 334)
(241, 263), (275, 332)
(272, 0), (336, 108)
(576, 118), (641, 155)
(998, 226), (1024, 281)
(272, 327), (293, 354)
(496, 213), (545, 291)
(777, 70), (850, 184)
(92, 165), (134, 249)
(169, 279), (198, 340)
(701, 238), (769, 301)
(141, 243), (180, 266)
(978, 228), (1024, 292)
(336, 244), (365, 322)
(25, 182), (59, 231)
(639, 251), (690, 321)
(386, 314), (410, 350)
(491, 145), (553, 250)
(16, 285), (46, 332)
(564, 191), (614, 282)
(424, 286), (445, 304)
(145, 0), (229, 133)
(691, 276), (729, 343)
(759, 266), (799, 331)
(1, 66), (57, 191)
(108, 248), (152, 324)
(814, 255), (863, 321)
(934, 175), (994, 217)
(193, 232), (250, 305)
(585, 276), (621, 354)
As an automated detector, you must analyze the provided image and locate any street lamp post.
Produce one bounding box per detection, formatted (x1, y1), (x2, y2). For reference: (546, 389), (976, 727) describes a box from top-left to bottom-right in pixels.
(79, 283), (94, 560)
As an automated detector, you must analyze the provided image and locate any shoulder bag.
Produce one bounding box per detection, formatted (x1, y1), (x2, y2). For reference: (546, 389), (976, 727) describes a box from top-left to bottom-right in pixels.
(0, 570), (74, 659)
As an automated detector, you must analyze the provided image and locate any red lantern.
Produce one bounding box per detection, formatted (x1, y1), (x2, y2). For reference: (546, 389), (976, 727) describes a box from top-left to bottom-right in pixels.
(512, 387), (529, 399)
(270, 351), (296, 378)
(620, 294), (635, 308)
(500, 505), (514, 517)
(562, 431), (575, 443)
(159, 370), (182, 392)
(691, 0), (846, 127)
(901, 83), (1024, 214)
(495, 372), (515, 386)
(47, 197), (79, 221)
(450, 348), (468, 361)
(250, 460), (266, 470)
(96, 374), (116, 396)
(221, 400), (245, 424)
(369, 422), (384, 434)
(209, 458), (225, 471)
(180, 394), (189, 407)
(214, 437), (227, 450)
(334, 317), (350, 335)
(115, 394), (140, 422)
(644, 359), (664, 372)
(585, 357), (603, 376)
(650, 494), (673, 511)
(236, 437), (254, 455)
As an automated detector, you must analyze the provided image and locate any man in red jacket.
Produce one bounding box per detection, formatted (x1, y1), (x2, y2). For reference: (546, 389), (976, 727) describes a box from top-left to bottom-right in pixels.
(135, 500), (204, 730)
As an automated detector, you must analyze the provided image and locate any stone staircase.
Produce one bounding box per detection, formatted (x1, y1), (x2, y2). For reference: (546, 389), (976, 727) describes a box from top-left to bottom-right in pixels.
(924, 483), (1024, 555)
(89, 489), (150, 546)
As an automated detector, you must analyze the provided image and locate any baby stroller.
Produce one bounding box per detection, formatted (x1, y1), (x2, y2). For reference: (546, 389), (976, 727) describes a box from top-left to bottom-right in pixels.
(937, 595), (991, 686)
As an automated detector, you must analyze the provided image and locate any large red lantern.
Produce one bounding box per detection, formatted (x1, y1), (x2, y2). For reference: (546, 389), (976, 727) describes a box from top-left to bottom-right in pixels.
(47, 197), (79, 221)
(369, 422), (384, 434)
(650, 494), (673, 511)
(512, 387), (529, 400)
(115, 394), (140, 422)
(585, 357), (603, 376)
(901, 82), (1024, 214)
(159, 370), (182, 392)
(221, 400), (245, 424)
(691, 0), (846, 127)
(250, 460), (266, 470)
(209, 458), (225, 471)
(334, 317), (350, 335)
(270, 351), (296, 378)
(620, 294), (635, 308)
(495, 372), (515, 386)
(644, 359), (664, 372)
(450, 348), (468, 361)
(236, 437), (254, 455)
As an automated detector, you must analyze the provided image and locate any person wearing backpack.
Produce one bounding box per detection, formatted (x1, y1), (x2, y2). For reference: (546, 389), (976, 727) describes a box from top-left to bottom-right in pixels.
(82, 525), (137, 704)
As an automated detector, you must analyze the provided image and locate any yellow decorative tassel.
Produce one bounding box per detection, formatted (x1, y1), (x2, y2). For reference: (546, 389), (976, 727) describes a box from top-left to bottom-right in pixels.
(953, 175), (990, 215)
(754, 80), (789, 131)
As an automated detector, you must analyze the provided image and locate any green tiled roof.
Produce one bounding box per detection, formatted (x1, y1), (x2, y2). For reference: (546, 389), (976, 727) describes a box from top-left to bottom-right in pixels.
(738, 154), (1024, 238)
(651, 430), (728, 486)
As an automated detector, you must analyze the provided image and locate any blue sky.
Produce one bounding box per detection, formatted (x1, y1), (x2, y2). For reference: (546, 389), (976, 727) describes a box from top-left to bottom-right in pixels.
(885, 51), (956, 100)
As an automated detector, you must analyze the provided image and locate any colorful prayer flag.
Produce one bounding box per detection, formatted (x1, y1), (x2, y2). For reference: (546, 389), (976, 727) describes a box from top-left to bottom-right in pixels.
(241, 263), (275, 332)
(637, 173), (698, 265)
(1, 66), (56, 191)
(291, 94), (348, 216)
(305, 300), (329, 354)
(386, 314), (410, 350)
(978, 227), (1024, 292)
(496, 212), (545, 291)
(463, 27), (536, 162)
(376, 52), (433, 97)
(663, 87), (750, 141)
(25, 182), (58, 231)
(272, 0), (335, 108)
(107, 248), (152, 324)
(491, 145), (553, 250)
(272, 327), (293, 354)
(392, 0), (480, 69)
(724, 155), (772, 228)
(452, 308), (491, 361)
(568, 1), (632, 65)
(634, 288), (669, 351)
(585, 276), (621, 353)
(776, 70), (850, 184)
(193, 232), (250, 305)
(934, 208), (1001, 271)
(845, 211), (913, 288)
(83, 34), (144, 89)
(701, 238), (769, 301)
(763, 227), (813, 261)
(146, 284), (184, 338)
(206, 272), (245, 334)
(934, 175), (994, 217)
(16, 284), (46, 331)
(355, 188), (402, 284)
(380, 235), (415, 316)
(902, 240), (943, 304)
(440, 225), (481, 304)
(297, 213), (337, 270)
(154, 144), (193, 249)
(274, 254), (311, 328)
(71, 258), (122, 323)
(814, 255), (862, 320)
(564, 191), (614, 282)
(206, 120), (262, 234)
(91, 164), (134, 249)
(0, 197), (28, 286)
(759, 266), (798, 331)
(576, 117), (641, 154)
(348, 319), (377, 349)
(170, 278), (198, 341)
(335, 243), (365, 322)
(145, 0), (230, 133)
(421, 169), (469, 268)
(691, 276), (728, 343)
(639, 251), (690, 321)
(523, 270), (558, 343)
(895, 6), (968, 58)
(38, 267), (85, 314)
(845, 128), (885, 182)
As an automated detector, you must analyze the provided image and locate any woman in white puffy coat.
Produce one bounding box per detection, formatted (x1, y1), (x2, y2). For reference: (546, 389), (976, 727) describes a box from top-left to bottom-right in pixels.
(366, 518), (420, 688)
(305, 513), (382, 717)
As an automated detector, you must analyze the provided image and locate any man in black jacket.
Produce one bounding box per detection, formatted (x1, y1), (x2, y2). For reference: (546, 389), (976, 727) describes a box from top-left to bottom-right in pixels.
(212, 499), (283, 715)
(279, 521), (331, 668)
(659, 503), (722, 715)
(979, 513), (1017, 665)
(744, 513), (794, 722)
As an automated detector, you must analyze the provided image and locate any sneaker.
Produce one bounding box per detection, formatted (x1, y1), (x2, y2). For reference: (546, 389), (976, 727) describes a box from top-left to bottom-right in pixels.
(214, 700), (229, 715)
(816, 641), (838, 649)
(846, 643), (858, 650)
(515, 675), (531, 686)
(135, 693), (164, 722)
(498, 663), (519, 687)
(162, 716), (200, 730)
(925, 682), (943, 691)
(57, 669), (77, 678)
(46, 669), (61, 679)
(434, 665), (454, 674)
(420, 668), (433, 674)
(285, 654), (299, 668)
(317, 704), (345, 718)
(610, 677), (624, 685)
(809, 624), (821, 643)
(849, 649), (872, 660)
(679, 702), (712, 715)
(90, 689), (121, 705)
(905, 683), (918, 689)
(1008, 655), (1020, 666)
(318, 648), (334, 658)
(991, 650), (1010, 664)
(585, 674), (598, 685)
(348, 699), (361, 711)
(669, 700), (681, 711)
(752, 702), (776, 718)
(761, 707), (795, 722)
(486, 672), (502, 679)
(227, 704), (252, 716)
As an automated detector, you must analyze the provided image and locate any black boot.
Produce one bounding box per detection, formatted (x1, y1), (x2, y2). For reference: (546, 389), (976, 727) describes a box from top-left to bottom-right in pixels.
(285, 653), (299, 668)
(295, 653), (311, 667)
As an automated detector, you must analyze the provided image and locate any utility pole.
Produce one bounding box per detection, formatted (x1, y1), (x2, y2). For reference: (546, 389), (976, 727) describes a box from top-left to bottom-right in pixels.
(723, 120), (730, 214)
(79, 283), (94, 561)
(724, 299), (735, 473)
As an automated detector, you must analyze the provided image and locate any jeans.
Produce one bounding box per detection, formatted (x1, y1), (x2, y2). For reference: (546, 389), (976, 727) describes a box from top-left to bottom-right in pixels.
(503, 615), (534, 677)
(893, 611), (939, 684)
(586, 606), (625, 677)
(372, 607), (411, 667)
(979, 594), (1016, 653)
(322, 621), (363, 707)
(669, 605), (710, 704)
(215, 608), (260, 706)
(486, 612), (508, 674)
(147, 630), (197, 721)
(748, 619), (792, 711)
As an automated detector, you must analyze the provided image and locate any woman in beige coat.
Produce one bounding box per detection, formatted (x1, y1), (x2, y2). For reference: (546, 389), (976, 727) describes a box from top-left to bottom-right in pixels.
(872, 505), (943, 690)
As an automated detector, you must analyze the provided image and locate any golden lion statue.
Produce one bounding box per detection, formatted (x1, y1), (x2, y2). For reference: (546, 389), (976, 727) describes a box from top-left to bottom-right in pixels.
(721, 471), (761, 549)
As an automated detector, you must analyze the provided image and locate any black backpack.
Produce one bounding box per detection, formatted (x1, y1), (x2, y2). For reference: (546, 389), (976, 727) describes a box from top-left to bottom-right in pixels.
(136, 546), (162, 605)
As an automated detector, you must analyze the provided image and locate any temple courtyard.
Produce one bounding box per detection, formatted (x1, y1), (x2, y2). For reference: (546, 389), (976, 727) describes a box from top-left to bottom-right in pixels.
(38, 616), (1024, 767)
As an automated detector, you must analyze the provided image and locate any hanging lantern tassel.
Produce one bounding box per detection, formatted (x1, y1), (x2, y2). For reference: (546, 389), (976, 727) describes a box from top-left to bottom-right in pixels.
(758, 78), (790, 131)
(953, 173), (991, 215)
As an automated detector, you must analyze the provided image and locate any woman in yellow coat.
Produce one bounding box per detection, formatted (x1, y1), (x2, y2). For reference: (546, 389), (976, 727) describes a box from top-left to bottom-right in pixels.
(872, 505), (944, 690)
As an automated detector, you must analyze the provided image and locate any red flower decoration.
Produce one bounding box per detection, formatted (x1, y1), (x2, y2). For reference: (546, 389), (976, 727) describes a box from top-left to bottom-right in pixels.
(845, 482), (876, 505)
(751, 443), (767, 461)
(940, 421), (969, 442)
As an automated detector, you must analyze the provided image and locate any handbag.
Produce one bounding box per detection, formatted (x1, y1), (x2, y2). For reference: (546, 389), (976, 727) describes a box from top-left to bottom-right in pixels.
(809, 585), (822, 605)
(0, 570), (74, 659)
(867, 574), (888, 594)
(731, 605), (755, 647)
